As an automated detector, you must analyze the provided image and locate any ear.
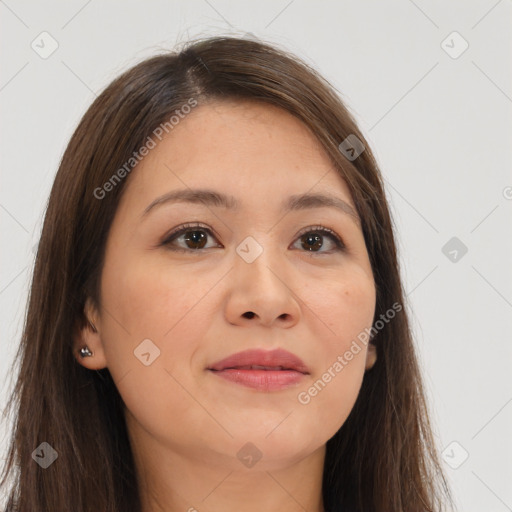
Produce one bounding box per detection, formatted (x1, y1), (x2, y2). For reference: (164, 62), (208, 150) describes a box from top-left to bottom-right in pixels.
(73, 297), (108, 370)
(365, 342), (377, 370)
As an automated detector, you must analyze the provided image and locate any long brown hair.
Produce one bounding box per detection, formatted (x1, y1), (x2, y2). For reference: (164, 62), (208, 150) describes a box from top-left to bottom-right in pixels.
(0, 35), (451, 511)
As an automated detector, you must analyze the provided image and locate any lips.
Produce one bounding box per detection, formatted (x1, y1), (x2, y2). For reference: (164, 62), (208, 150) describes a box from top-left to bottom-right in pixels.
(207, 348), (309, 391)
(208, 348), (310, 374)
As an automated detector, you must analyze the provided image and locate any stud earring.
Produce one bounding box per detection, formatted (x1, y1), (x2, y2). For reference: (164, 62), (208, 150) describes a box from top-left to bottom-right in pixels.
(79, 346), (93, 358)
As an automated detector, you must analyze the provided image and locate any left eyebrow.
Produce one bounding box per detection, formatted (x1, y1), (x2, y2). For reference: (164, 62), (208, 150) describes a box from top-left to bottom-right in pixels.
(286, 191), (360, 224)
(141, 188), (360, 225)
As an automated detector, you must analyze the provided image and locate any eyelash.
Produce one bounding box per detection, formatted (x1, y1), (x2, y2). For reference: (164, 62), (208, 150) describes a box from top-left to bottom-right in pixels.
(160, 222), (346, 255)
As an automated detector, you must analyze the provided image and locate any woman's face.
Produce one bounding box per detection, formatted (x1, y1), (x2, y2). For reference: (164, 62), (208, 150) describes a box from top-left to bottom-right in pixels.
(79, 100), (376, 472)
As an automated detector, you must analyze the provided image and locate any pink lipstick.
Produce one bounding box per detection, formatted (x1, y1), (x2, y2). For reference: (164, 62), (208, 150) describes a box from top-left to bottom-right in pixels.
(208, 348), (309, 391)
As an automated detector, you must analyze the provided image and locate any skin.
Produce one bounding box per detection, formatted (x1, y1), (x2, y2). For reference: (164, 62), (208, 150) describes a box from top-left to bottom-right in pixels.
(75, 100), (377, 512)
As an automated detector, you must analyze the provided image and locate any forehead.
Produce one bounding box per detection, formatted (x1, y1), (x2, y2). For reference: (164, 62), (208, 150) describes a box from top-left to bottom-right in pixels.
(160, 99), (330, 160)
(119, 100), (357, 217)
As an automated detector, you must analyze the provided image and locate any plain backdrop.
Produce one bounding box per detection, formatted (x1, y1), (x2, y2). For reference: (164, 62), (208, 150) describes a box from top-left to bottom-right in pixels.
(1, 1), (511, 510)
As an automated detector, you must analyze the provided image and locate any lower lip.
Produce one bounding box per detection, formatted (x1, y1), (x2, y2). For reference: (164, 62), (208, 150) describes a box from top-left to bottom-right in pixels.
(209, 369), (306, 391)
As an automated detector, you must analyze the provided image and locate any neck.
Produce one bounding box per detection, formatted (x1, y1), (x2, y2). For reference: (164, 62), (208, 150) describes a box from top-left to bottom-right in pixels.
(127, 416), (326, 512)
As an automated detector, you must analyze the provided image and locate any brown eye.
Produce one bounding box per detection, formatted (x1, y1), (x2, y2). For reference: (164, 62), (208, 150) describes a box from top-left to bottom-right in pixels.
(162, 224), (220, 253)
(183, 230), (208, 250)
(300, 232), (323, 251)
(292, 227), (345, 254)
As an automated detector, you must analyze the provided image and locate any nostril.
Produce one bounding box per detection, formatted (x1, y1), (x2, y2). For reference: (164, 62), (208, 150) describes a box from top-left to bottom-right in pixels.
(243, 311), (255, 319)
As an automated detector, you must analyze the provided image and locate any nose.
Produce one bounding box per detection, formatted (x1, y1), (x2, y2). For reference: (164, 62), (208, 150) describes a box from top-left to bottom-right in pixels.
(224, 244), (301, 328)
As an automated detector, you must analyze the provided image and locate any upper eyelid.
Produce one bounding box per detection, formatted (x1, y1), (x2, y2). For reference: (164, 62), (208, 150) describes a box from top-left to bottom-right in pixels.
(163, 222), (217, 241)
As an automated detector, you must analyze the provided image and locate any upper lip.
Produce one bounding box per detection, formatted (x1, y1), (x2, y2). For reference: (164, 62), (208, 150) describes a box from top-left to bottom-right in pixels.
(208, 348), (310, 374)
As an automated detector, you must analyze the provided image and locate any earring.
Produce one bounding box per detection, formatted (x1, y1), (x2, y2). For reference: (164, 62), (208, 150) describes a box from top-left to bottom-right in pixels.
(79, 346), (93, 358)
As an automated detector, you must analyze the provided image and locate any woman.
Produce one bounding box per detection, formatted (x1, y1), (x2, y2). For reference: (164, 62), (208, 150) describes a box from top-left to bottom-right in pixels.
(0, 36), (452, 511)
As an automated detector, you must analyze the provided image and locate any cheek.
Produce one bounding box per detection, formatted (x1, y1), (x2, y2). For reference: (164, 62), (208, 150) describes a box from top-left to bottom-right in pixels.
(307, 264), (376, 348)
(296, 358), (365, 444)
(101, 252), (217, 341)
(99, 252), (225, 398)
(295, 266), (375, 434)
(98, 255), (220, 444)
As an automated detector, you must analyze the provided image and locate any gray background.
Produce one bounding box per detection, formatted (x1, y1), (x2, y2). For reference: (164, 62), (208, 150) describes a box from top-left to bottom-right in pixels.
(1, 1), (511, 510)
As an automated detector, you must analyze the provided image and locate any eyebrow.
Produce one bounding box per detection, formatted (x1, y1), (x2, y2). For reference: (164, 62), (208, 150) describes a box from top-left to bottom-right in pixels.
(141, 188), (360, 224)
